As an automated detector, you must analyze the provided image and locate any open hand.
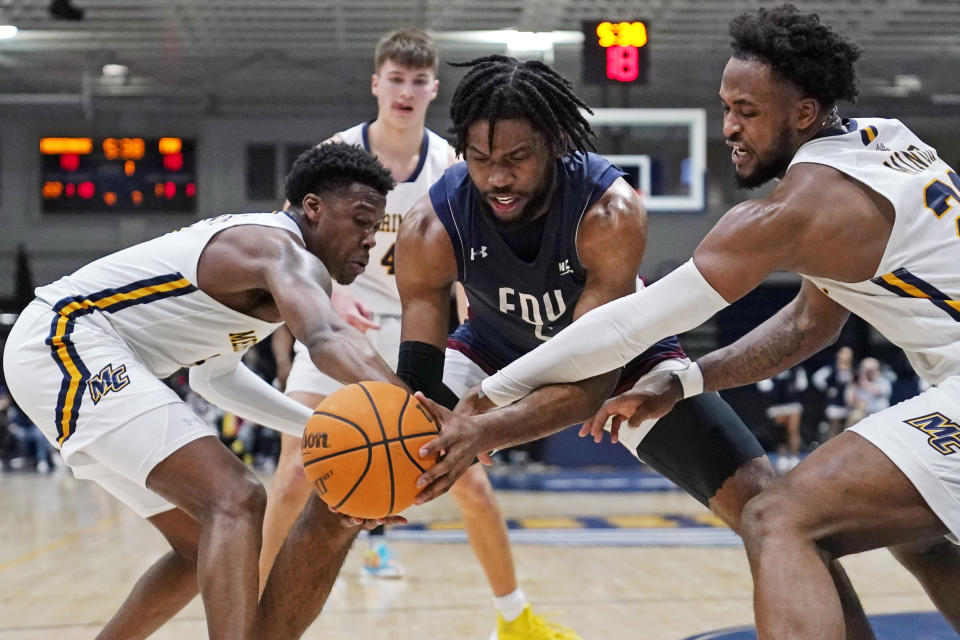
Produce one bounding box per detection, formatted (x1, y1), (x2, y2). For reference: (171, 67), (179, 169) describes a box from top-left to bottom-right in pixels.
(413, 392), (493, 505)
(330, 288), (381, 333)
(579, 368), (683, 444)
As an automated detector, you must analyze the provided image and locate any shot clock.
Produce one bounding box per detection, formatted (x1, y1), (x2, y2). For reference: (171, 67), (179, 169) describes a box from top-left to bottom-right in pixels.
(40, 136), (197, 214)
(582, 20), (649, 85)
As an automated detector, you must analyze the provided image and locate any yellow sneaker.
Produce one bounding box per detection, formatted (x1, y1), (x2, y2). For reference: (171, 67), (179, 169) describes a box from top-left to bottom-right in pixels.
(490, 605), (582, 640)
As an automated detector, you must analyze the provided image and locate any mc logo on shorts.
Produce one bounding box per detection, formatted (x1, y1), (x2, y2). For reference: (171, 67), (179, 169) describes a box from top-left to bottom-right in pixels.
(87, 363), (131, 405)
(904, 412), (960, 455)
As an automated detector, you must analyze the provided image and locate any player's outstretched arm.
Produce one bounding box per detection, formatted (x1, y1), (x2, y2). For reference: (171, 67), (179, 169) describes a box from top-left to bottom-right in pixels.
(477, 192), (811, 407)
(188, 353), (313, 438)
(200, 224), (405, 389)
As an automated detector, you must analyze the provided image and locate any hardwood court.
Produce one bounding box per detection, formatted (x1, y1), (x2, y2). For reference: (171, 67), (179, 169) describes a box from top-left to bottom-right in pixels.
(0, 468), (938, 640)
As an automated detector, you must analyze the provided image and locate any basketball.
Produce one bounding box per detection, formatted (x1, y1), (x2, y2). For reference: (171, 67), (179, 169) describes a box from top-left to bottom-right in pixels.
(301, 381), (440, 519)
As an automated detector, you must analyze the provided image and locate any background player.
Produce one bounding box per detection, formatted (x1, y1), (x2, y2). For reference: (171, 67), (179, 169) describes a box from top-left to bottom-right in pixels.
(259, 29), (572, 639)
(260, 27), (455, 583)
(415, 7), (960, 639)
(2, 143), (407, 640)
(395, 54), (873, 639)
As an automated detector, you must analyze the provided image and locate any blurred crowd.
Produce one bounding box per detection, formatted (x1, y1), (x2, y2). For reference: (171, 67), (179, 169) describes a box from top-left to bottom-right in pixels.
(756, 346), (900, 473)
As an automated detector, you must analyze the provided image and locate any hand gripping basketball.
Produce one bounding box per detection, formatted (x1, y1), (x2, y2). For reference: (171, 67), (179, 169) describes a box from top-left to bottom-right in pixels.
(301, 381), (440, 519)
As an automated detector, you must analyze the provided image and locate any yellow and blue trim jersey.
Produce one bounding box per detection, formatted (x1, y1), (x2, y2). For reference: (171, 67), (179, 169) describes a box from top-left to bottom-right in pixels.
(35, 212), (296, 380)
(793, 118), (960, 385)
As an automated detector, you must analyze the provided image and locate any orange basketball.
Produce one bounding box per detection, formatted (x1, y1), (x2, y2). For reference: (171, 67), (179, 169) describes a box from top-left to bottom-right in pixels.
(301, 381), (440, 519)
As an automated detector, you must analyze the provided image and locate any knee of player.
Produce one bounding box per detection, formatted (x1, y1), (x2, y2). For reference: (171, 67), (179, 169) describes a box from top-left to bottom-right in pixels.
(739, 491), (796, 546)
(449, 466), (497, 510)
(207, 475), (268, 523)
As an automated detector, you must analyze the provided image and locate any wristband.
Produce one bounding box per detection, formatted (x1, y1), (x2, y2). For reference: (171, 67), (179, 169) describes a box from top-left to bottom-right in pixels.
(672, 362), (704, 398)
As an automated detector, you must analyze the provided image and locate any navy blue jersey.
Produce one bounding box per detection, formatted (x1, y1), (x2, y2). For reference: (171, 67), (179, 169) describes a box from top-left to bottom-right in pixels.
(430, 152), (685, 380)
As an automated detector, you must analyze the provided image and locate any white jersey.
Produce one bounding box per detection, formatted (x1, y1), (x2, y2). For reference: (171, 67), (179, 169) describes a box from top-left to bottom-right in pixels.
(338, 122), (451, 315)
(793, 118), (960, 385)
(33, 212), (295, 378)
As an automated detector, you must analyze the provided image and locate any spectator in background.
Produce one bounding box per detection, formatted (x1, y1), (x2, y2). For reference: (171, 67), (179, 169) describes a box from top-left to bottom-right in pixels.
(847, 356), (893, 424)
(8, 398), (55, 472)
(0, 387), (15, 472)
(811, 346), (855, 441)
(756, 366), (808, 473)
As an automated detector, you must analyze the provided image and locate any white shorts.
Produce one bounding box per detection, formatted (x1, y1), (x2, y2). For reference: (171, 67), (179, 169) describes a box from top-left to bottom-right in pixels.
(766, 402), (803, 419)
(285, 313), (401, 396)
(3, 300), (218, 517)
(825, 404), (851, 420)
(848, 375), (960, 539)
(442, 349), (691, 456)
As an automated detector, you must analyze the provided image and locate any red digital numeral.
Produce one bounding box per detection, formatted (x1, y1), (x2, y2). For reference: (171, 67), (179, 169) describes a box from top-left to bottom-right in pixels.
(606, 46), (639, 82)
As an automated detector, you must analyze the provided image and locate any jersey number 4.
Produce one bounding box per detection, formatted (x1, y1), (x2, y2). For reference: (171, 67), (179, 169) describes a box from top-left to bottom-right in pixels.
(380, 242), (396, 275)
(924, 169), (960, 236)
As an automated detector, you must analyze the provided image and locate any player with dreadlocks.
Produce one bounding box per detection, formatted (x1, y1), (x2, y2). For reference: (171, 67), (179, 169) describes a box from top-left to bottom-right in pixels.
(394, 54), (881, 638)
(413, 7), (960, 638)
(248, 53), (878, 640)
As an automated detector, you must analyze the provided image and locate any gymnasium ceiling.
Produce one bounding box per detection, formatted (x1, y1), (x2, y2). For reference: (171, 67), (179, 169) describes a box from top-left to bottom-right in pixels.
(0, 0), (957, 119)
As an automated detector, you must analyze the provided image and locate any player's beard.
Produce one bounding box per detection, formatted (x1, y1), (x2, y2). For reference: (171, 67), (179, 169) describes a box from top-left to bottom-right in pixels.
(478, 164), (556, 228)
(735, 122), (796, 190)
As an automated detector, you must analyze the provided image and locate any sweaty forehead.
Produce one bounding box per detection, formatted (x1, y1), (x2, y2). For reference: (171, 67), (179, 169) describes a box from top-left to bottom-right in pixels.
(720, 57), (797, 105)
(332, 183), (386, 210)
(466, 118), (545, 153)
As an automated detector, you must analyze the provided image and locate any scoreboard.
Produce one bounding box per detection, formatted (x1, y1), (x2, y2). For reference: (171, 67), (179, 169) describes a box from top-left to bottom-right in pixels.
(40, 136), (197, 214)
(582, 20), (649, 84)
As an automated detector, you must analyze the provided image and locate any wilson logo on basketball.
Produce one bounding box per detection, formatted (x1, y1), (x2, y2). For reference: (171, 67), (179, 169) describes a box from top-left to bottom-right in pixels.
(303, 431), (330, 449)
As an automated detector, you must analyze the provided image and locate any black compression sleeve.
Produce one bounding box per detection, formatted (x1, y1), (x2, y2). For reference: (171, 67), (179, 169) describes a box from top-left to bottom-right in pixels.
(396, 341), (460, 410)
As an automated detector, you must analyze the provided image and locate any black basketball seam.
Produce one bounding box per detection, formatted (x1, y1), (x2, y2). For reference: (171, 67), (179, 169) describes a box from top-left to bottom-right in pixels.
(397, 392), (431, 473)
(302, 431), (439, 466)
(302, 410), (373, 512)
(358, 382), (396, 515)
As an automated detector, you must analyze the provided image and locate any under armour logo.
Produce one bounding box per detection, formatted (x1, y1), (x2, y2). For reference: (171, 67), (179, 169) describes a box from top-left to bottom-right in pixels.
(471, 246), (488, 260)
(558, 259), (573, 275)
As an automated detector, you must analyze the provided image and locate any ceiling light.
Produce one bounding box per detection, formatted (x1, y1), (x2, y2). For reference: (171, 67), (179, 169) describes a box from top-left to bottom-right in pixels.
(102, 63), (129, 78)
(0, 25), (18, 39)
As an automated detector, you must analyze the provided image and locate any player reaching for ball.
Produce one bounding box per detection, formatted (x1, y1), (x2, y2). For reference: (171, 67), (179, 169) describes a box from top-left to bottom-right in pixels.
(2, 143), (406, 640)
(262, 29), (578, 640)
(301, 381), (439, 519)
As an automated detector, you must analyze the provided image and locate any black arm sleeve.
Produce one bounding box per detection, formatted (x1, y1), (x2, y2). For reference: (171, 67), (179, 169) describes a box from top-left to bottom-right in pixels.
(396, 341), (460, 410)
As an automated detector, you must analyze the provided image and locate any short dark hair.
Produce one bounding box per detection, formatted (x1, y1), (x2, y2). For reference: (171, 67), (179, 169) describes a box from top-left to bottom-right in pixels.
(448, 54), (595, 157)
(729, 4), (861, 106)
(284, 142), (394, 207)
(374, 28), (438, 73)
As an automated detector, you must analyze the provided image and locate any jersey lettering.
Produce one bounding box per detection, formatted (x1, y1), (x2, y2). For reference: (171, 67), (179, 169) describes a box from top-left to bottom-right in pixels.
(498, 287), (567, 341)
(377, 213), (403, 233)
(884, 145), (938, 175)
(229, 330), (258, 352)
